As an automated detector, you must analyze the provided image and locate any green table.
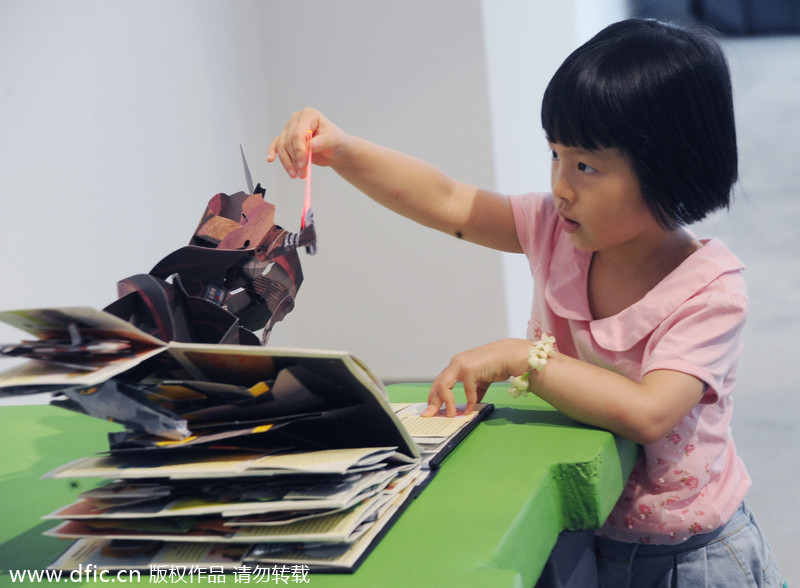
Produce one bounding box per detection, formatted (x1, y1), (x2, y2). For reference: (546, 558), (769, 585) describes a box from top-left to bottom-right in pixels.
(0, 383), (636, 587)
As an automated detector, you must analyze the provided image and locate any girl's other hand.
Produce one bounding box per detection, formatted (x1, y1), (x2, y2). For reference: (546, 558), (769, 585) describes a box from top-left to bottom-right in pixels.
(267, 107), (348, 178)
(423, 339), (531, 417)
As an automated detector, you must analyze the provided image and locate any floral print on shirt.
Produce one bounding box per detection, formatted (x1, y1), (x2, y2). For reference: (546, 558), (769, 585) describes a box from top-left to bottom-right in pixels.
(600, 412), (723, 544)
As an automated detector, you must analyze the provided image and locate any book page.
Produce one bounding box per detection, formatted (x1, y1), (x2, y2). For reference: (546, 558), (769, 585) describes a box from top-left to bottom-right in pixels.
(393, 403), (481, 438)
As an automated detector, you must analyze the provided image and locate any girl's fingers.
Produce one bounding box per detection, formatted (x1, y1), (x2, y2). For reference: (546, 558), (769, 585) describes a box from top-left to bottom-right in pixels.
(421, 395), (444, 417)
(461, 379), (480, 416)
(464, 382), (489, 416)
(425, 370), (464, 417)
(269, 108), (344, 178)
(267, 110), (314, 178)
(423, 376), (457, 417)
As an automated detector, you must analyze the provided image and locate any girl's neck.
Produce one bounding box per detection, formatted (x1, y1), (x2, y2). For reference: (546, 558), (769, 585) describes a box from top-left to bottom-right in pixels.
(588, 228), (701, 319)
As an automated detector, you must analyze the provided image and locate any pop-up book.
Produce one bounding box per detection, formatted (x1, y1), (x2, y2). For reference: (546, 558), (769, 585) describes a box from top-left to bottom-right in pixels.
(0, 151), (490, 574)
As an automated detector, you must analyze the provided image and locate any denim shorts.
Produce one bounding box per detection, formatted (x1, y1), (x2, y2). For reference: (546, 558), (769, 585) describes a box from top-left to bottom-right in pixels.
(595, 501), (786, 587)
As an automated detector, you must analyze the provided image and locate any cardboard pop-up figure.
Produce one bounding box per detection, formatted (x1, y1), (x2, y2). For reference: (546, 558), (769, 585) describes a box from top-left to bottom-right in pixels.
(105, 182), (316, 347)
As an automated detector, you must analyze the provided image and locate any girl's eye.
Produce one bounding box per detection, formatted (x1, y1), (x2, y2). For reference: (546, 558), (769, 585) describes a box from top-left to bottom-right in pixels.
(577, 162), (597, 173)
(550, 149), (559, 161)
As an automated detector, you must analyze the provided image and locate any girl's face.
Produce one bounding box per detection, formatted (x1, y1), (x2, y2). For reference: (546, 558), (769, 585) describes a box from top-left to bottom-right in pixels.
(549, 141), (663, 255)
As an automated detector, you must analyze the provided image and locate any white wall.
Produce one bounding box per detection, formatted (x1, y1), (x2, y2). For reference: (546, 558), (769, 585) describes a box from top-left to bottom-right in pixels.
(0, 0), (626, 383)
(0, 1), (273, 321)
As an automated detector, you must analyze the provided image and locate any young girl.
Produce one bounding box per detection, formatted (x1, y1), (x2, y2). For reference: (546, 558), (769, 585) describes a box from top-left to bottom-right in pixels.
(268, 17), (784, 588)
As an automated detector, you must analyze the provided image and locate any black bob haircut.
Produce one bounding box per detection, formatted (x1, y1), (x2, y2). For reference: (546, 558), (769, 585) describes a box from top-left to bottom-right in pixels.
(542, 18), (737, 228)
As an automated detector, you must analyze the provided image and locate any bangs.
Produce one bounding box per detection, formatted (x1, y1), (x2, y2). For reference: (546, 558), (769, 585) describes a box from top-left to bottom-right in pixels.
(541, 47), (636, 152)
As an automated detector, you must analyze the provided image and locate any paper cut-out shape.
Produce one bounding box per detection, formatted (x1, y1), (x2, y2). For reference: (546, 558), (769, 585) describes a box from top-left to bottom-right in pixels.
(104, 177), (316, 346)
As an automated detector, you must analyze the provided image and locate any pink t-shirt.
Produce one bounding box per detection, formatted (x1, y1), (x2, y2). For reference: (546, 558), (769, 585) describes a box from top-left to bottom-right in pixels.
(510, 192), (751, 545)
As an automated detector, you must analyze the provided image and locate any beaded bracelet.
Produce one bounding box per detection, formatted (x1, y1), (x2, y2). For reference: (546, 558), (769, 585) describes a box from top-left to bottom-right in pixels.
(508, 333), (556, 398)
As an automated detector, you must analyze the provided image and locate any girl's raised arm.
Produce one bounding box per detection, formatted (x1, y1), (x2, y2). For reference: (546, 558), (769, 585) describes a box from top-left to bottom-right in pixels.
(268, 108), (522, 253)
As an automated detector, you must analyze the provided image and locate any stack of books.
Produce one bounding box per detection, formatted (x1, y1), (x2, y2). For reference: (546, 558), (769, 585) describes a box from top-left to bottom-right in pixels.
(0, 307), (490, 574)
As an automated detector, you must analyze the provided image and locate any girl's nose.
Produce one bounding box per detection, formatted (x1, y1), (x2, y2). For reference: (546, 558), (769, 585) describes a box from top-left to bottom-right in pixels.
(552, 167), (576, 204)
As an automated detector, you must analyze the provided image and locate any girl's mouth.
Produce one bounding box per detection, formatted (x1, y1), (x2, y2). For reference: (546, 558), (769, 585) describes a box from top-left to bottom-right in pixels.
(559, 215), (580, 233)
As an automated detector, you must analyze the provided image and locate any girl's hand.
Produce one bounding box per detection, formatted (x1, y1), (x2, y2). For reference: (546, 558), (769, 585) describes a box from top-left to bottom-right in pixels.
(423, 338), (531, 417)
(267, 108), (349, 178)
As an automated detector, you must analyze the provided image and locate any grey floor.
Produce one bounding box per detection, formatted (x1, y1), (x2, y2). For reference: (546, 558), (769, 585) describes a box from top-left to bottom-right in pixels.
(695, 34), (800, 584)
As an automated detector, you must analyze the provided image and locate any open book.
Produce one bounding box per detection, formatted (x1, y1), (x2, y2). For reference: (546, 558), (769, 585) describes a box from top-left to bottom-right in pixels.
(0, 306), (418, 458)
(1, 306), (492, 573)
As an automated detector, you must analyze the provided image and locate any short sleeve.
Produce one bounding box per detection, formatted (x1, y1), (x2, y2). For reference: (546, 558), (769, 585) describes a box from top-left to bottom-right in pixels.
(509, 193), (559, 264)
(643, 287), (748, 403)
